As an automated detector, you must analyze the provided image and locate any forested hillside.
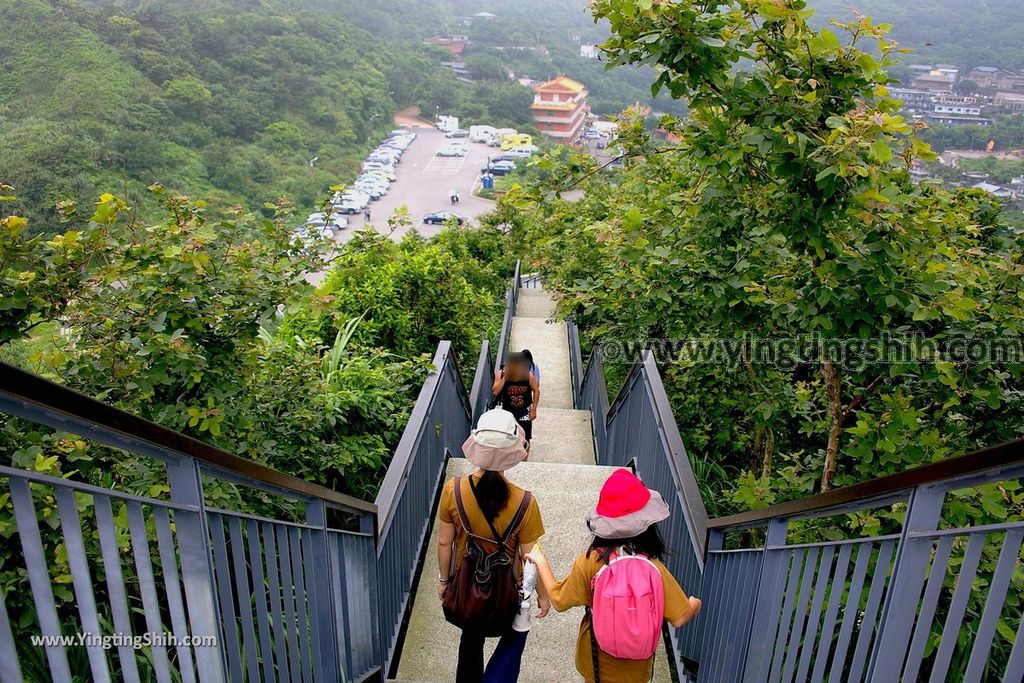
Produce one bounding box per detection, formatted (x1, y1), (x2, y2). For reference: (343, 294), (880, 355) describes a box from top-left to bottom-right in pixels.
(811, 0), (1024, 71)
(331, 0), (686, 117)
(0, 0), (473, 226)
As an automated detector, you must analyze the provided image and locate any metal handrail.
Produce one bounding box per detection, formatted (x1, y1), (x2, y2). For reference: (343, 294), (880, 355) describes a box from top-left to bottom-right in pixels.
(468, 338), (494, 422)
(566, 318), (583, 406)
(372, 340), (473, 676)
(0, 361), (377, 515)
(493, 259), (521, 367)
(373, 341), (465, 540)
(707, 436), (1024, 532)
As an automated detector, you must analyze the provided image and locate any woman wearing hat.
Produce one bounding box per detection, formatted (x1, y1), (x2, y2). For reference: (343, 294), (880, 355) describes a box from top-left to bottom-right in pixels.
(437, 409), (550, 683)
(525, 469), (702, 683)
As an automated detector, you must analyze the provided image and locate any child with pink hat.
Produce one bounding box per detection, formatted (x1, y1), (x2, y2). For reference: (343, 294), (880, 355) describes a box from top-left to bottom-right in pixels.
(526, 468), (702, 683)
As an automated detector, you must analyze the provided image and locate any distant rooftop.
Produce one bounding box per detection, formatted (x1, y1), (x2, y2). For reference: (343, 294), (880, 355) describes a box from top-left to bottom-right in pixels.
(535, 75), (586, 94)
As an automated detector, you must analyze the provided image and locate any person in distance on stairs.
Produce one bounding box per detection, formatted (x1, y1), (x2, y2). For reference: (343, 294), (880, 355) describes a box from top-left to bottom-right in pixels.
(521, 349), (541, 385)
(526, 469), (702, 683)
(491, 352), (540, 456)
(437, 408), (551, 683)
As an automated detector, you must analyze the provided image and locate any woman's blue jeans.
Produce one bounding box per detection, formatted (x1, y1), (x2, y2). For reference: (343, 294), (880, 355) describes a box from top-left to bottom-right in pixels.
(456, 627), (529, 683)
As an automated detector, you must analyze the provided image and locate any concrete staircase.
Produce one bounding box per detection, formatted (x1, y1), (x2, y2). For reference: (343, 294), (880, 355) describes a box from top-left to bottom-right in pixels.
(392, 288), (671, 682)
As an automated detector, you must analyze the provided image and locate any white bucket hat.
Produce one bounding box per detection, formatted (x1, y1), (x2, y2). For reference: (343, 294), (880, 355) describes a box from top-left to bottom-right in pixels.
(462, 408), (528, 471)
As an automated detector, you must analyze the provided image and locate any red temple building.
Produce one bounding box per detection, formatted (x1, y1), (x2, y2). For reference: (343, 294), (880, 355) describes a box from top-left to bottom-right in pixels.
(531, 76), (591, 144)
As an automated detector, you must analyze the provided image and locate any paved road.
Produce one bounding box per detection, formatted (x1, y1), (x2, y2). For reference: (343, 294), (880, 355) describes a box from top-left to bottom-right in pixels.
(337, 126), (499, 242)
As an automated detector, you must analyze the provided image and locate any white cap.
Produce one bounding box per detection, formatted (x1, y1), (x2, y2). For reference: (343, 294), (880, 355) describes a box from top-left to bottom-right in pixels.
(470, 409), (519, 448)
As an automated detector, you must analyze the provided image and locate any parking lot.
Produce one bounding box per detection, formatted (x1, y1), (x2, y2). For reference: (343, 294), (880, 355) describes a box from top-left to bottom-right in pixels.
(337, 126), (501, 242)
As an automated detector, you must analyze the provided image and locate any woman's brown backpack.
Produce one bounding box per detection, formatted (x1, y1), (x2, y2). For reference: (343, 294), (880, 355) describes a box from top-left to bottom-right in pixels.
(442, 477), (533, 636)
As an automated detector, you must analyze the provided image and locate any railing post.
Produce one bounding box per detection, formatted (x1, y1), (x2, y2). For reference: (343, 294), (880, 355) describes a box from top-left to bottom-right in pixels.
(306, 499), (341, 682)
(362, 512), (384, 676)
(165, 458), (227, 683)
(865, 484), (945, 682)
(742, 518), (789, 683)
(567, 318), (583, 408)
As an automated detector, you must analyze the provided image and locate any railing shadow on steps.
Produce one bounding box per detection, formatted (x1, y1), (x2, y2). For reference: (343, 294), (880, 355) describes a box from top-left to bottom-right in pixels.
(568, 329), (1024, 683)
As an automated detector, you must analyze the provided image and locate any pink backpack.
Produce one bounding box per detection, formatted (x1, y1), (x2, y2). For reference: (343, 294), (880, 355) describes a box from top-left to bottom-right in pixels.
(590, 550), (665, 660)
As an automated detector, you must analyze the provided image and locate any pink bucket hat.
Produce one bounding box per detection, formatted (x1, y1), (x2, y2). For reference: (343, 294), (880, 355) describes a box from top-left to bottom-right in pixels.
(462, 408), (528, 472)
(586, 469), (670, 539)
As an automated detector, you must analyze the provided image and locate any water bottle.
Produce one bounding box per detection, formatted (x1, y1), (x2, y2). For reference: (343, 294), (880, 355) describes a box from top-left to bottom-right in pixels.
(512, 561), (539, 632)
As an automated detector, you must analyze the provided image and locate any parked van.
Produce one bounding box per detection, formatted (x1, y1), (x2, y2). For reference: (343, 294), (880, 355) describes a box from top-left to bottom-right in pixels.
(436, 115), (459, 133)
(500, 133), (533, 151)
(469, 125), (498, 143)
(505, 145), (538, 158)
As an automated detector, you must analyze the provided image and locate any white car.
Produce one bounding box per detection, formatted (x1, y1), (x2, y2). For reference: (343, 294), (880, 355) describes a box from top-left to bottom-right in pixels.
(354, 183), (387, 199)
(360, 169), (396, 181)
(333, 193), (369, 214)
(505, 145), (538, 158)
(357, 175), (390, 188)
(296, 221), (338, 243)
(436, 144), (467, 157)
(367, 153), (399, 164)
(357, 179), (390, 191)
(306, 212), (349, 230)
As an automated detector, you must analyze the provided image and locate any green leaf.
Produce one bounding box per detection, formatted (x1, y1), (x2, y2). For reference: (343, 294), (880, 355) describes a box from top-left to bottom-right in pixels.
(871, 139), (894, 164)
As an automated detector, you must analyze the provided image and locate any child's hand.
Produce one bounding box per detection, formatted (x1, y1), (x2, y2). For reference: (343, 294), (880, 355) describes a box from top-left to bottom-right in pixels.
(688, 596), (702, 616)
(525, 544), (546, 566)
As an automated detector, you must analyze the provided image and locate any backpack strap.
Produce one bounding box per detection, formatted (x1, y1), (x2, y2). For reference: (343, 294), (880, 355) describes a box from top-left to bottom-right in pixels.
(587, 607), (601, 683)
(467, 477), (532, 551)
(452, 477), (474, 534)
(501, 491), (533, 548)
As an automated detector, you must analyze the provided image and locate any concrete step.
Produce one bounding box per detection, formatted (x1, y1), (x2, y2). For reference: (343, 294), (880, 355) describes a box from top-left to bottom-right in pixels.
(515, 290), (556, 319)
(528, 407), (595, 466)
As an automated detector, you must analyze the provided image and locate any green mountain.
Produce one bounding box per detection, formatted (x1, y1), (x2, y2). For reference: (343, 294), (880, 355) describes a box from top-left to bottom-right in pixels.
(0, 0), (463, 225)
(809, 0), (1024, 72)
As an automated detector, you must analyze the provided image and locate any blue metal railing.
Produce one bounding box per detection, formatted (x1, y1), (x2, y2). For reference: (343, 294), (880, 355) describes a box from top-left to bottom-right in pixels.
(373, 341), (472, 676)
(493, 260), (521, 369)
(566, 318), (584, 407)
(1, 262), (512, 682)
(576, 345), (610, 462)
(468, 260), (521, 426)
(699, 440), (1024, 683)
(0, 361), (379, 683)
(570, 333), (1024, 682)
(519, 272), (543, 289)
(469, 338), (495, 423)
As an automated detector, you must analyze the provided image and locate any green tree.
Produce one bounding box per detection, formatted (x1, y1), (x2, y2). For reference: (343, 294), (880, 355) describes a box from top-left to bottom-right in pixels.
(465, 53), (508, 81)
(506, 0), (1024, 504)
